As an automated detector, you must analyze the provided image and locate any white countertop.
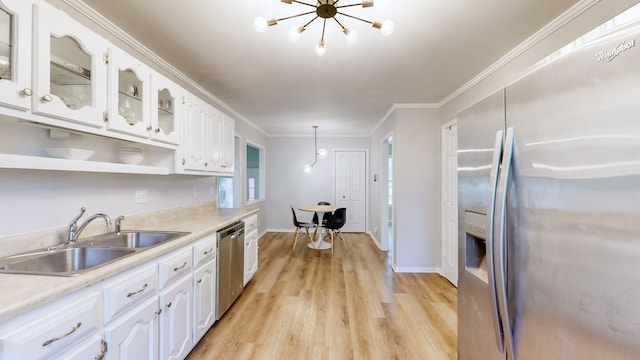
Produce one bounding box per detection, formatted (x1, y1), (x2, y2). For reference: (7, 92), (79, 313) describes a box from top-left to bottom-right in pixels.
(0, 204), (258, 323)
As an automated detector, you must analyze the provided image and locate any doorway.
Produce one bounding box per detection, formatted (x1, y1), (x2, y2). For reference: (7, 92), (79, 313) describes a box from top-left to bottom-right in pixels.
(441, 121), (458, 286)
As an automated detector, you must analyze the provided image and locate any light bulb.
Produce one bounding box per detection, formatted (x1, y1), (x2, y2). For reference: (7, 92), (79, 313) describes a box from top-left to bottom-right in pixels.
(254, 17), (268, 32)
(289, 27), (302, 42)
(318, 148), (327, 159)
(381, 20), (395, 36)
(344, 28), (358, 44)
(315, 41), (327, 56)
(303, 164), (312, 173)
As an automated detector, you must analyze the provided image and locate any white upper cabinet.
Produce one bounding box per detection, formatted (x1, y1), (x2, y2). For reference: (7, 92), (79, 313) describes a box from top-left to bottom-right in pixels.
(150, 74), (181, 145)
(32, 1), (107, 128)
(220, 114), (235, 173)
(0, 0), (32, 111)
(180, 93), (207, 171)
(106, 46), (152, 138)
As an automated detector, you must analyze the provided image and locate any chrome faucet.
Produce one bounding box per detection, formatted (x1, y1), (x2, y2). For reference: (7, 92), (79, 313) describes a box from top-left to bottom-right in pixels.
(66, 207), (112, 244)
(114, 215), (125, 235)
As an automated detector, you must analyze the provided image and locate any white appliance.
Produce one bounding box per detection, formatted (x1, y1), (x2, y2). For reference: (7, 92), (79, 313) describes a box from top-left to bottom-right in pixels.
(457, 4), (640, 359)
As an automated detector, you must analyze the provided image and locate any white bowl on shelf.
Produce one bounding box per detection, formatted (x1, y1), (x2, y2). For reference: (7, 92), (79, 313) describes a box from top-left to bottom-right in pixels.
(44, 147), (94, 161)
(119, 147), (144, 165)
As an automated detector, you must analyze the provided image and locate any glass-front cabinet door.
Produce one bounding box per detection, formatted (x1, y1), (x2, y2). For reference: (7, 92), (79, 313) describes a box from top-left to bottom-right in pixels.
(32, 1), (106, 127)
(150, 74), (181, 145)
(0, 0), (32, 111)
(107, 47), (151, 138)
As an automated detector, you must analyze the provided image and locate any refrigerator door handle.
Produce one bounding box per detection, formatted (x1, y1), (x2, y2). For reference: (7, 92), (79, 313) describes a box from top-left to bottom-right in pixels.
(487, 129), (505, 353)
(495, 127), (516, 359)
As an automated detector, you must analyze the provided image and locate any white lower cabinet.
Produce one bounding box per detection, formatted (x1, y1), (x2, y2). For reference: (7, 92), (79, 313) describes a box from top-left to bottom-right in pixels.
(0, 224), (256, 360)
(103, 296), (159, 360)
(193, 258), (216, 345)
(159, 273), (193, 360)
(0, 287), (102, 360)
(243, 215), (259, 285)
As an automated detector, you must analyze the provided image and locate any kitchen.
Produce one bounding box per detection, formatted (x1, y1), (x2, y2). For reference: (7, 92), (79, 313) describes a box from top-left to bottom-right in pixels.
(1, 0), (639, 359)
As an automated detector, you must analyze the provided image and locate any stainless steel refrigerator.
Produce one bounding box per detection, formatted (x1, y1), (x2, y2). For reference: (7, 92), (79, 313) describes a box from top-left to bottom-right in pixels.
(457, 5), (640, 359)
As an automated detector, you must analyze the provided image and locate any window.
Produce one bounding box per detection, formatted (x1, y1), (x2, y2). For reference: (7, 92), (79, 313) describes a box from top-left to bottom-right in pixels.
(246, 142), (265, 203)
(218, 177), (233, 208)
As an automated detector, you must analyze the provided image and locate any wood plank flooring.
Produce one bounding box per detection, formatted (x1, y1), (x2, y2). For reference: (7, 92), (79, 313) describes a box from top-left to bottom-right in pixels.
(187, 232), (457, 360)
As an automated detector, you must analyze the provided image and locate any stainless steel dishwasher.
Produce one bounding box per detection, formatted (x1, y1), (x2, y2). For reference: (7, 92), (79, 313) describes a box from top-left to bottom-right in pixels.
(216, 221), (245, 319)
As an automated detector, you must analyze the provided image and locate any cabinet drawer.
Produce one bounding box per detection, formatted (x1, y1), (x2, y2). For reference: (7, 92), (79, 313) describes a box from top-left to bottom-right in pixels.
(243, 215), (258, 235)
(0, 288), (101, 360)
(159, 247), (193, 288)
(193, 233), (216, 268)
(103, 262), (158, 324)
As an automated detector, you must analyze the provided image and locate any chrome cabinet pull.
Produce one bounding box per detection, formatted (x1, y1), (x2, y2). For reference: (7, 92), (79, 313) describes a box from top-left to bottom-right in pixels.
(41, 94), (53, 102)
(155, 128), (161, 133)
(146, 125), (153, 131)
(197, 278), (203, 284)
(42, 322), (81, 346)
(156, 308), (162, 315)
(203, 248), (213, 255)
(166, 301), (172, 308)
(22, 88), (32, 97)
(173, 262), (187, 272)
(126, 283), (148, 298)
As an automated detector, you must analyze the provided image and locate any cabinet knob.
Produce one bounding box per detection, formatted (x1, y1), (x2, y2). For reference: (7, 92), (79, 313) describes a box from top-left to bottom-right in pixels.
(155, 128), (160, 133)
(204, 162), (208, 167)
(41, 94), (53, 103)
(22, 88), (32, 97)
(146, 125), (153, 131)
(182, 158), (186, 165)
(166, 301), (172, 308)
(155, 309), (162, 315)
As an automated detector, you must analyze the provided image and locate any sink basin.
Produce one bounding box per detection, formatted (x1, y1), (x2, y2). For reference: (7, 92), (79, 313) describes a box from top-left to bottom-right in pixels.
(0, 247), (135, 276)
(83, 231), (189, 249)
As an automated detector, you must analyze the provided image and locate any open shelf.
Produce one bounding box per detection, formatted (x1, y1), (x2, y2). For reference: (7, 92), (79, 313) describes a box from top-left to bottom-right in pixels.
(0, 153), (170, 175)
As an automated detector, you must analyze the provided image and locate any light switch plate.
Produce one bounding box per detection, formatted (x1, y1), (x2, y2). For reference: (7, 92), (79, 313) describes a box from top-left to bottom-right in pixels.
(135, 190), (147, 204)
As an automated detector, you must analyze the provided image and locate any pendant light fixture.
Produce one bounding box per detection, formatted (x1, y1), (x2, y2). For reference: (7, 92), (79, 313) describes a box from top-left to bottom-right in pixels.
(303, 125), (327, 173)
(255, 0), (394, 56)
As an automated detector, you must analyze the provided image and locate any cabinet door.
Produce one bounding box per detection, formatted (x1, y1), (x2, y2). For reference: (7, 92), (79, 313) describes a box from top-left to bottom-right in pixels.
(220, 115), (235, 173)
(54, 333), (106, 360)
(159, 273), (193, 360)
(0, 0), (32, 111)
(150, 73), (181, 145)
(106, 46), (152, 138)
(244, 231), (258, 285)
(193, 258), (216, 345)
(180, 94), (206, 171)
(32, 1), (106, 127)
(104, 296), (159, 360)
(204, 106), (222, 172)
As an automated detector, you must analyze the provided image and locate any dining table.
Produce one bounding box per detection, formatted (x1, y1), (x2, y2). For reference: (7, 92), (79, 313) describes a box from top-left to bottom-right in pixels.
(298, 204), (339, 250)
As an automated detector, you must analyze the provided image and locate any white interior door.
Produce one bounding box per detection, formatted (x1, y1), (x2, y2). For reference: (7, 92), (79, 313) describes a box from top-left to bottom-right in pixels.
(335, 150), (366, 232)
(441, 122), (458, 286)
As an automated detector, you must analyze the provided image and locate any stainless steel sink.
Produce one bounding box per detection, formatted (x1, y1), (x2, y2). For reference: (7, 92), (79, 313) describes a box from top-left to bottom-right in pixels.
(0, 230), (190, 276)
(81, 231), (190, 249)
(0, 247), (135, 276)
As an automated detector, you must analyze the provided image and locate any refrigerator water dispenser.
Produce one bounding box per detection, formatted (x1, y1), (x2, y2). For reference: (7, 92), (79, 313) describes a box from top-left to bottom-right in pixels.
(464, 211), (488, 282)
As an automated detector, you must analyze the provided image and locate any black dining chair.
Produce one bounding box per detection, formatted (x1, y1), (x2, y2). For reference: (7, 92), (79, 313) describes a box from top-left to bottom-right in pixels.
(322, 207), (347, 255)
(312, 201), (332, 226)
(290, 206), (316, 250)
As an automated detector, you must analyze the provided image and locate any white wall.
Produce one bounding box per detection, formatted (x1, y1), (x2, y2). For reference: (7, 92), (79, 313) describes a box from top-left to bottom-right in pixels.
(0, 169), (216, 236)
(369, 107), (441, 272)
(266, 136), (370, 230)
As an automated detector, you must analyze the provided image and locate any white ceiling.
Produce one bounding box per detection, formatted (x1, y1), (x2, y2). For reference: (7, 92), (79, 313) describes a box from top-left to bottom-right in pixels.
(78, 0), (580, 136)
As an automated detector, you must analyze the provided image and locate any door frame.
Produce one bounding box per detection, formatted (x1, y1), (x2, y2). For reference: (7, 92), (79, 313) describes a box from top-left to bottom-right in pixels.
(441, 119), (458, 286)
(333, 148), (369, 233)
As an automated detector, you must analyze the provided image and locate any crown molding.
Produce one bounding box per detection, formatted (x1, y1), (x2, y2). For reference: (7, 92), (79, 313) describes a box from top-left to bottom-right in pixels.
(438, 0), (601, 107)
(59, 0), (266, 137)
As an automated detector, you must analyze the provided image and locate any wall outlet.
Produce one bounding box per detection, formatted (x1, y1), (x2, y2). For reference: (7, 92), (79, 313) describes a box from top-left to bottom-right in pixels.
(135, 190), (147, 204)
(192, 187), (198, 198)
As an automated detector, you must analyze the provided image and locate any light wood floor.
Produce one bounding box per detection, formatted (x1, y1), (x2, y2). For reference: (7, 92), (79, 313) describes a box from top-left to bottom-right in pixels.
(187, 232), (457, 360)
